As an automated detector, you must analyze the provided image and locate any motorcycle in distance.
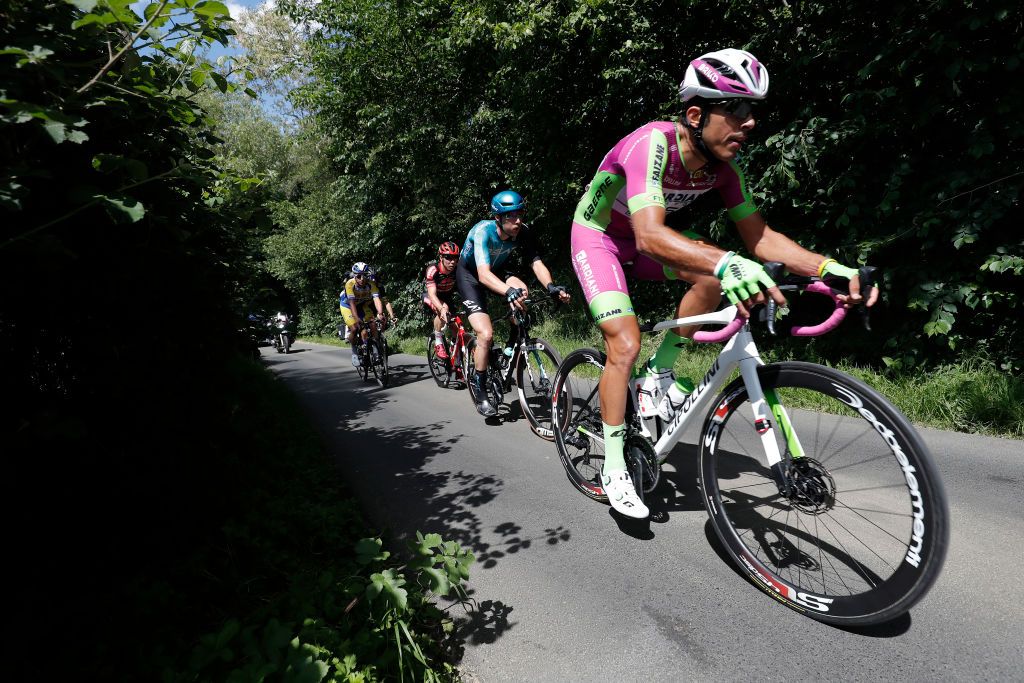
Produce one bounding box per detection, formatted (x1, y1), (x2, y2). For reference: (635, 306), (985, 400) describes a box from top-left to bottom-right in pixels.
(269, 312), (296, 354)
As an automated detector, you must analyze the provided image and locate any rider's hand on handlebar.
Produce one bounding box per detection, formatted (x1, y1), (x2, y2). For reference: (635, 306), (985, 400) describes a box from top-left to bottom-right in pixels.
(505, 286), (527, 311)
(546, 282), (571, 303)
(820, 260), (879, 308)
(717, 252), (787, 317)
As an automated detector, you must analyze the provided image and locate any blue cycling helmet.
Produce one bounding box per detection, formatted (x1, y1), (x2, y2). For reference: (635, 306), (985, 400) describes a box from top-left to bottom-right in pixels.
(490, 190), (525, 215)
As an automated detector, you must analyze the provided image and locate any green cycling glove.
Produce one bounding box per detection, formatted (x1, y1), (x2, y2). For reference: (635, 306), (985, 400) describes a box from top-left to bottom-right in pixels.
(715, 252), (777, 306)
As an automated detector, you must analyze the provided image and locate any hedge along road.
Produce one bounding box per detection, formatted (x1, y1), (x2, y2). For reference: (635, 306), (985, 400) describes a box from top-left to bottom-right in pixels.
(262, 341), (1023, 682)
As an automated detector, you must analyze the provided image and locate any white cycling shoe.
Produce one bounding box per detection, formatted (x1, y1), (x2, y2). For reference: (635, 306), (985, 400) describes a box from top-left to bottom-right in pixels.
(602, 470), (649, 519)
(636, 365), (675, 418)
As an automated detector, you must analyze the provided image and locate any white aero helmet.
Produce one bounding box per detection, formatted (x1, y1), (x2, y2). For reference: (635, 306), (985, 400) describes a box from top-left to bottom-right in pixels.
(679, 48), (769, 103)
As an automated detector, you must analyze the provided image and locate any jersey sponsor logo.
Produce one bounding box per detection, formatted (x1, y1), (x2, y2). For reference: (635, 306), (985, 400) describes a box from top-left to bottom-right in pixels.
(595, 308), (622, 321)
(662, 191), (703, 212)
(698, 62), (720, 83)
(649, 141), (666, 185)
(574, 249), (601, 299)
(583, 175), (615, 222)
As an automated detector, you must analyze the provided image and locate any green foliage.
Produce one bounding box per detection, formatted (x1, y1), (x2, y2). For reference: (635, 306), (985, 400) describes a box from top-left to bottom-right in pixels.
(265, 0), (1021, 373)
(176, 530), (472, 682)
(4, 4), (470, 679)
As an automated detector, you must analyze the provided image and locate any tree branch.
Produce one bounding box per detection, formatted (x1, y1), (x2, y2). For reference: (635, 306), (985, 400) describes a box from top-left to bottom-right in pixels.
(76, 0), (171, 95)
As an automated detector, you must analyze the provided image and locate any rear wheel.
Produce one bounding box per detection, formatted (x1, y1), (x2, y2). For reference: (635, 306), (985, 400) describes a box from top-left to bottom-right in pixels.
(699, 361), (949, 626)
(551, 348), (610, 501)
(515, 337), (567, 440)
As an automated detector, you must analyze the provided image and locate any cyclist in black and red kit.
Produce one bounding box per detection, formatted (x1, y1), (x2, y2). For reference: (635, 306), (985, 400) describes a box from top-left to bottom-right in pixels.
(423, 241), (461, 359)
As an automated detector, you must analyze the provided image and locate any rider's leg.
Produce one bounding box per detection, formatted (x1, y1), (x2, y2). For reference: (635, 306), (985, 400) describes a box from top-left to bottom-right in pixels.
(598, 314), (641, 467)
(648, 270), (720, 372)
(430, 309), (449, 359)
(467, 311), (497, 416)
(597, 315), (649, 519)
(468, 312), (493, 371)
(570, 225), (649, 518)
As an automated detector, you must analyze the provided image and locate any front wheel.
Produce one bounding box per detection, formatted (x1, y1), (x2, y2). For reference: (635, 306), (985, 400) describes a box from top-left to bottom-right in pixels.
(515, 337), (568, 440)
(355, 341), (369, 381)
(369, 337), (389, 387)
(699, 361), (949, 626)
(426, 334), (450, 388)
(281, 333), (291, 354)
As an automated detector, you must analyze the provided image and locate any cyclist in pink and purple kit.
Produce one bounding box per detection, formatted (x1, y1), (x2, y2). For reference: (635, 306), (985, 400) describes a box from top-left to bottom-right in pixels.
(570, 48), (878, 519)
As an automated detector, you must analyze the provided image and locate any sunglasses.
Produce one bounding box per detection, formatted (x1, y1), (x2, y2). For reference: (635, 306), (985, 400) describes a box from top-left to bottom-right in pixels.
(715, 99), (758, 120)
(354, 273), (366, 279)
(441, 255), (457, 261)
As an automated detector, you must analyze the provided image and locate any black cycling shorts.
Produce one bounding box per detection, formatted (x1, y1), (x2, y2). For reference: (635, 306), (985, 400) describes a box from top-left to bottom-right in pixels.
(456, 264), (514, 316)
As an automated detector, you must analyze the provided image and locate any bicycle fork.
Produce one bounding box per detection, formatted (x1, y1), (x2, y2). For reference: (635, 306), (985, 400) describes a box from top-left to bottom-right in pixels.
(737, 357), (807, 496)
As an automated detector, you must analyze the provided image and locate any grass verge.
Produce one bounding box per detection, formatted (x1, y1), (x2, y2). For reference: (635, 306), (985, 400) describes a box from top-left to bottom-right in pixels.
(333, 316), (1023, 438)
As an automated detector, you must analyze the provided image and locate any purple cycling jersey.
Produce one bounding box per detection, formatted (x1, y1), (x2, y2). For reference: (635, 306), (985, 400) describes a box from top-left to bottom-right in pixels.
(572, 121), (756, 239)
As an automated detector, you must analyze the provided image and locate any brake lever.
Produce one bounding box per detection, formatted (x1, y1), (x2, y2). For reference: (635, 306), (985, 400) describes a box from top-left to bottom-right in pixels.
(858, 266), (878, 332)
(762, 262), (786, 336)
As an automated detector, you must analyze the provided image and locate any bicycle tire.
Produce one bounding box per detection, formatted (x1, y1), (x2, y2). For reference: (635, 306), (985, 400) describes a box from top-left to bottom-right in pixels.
(370, 337), (389, 387)
(355, 342), (369, 381)
(551, 348), (612, 501)
(427, 335), (450, 387)
(699, 361), (949, 626)
(515, 337), (567, 440)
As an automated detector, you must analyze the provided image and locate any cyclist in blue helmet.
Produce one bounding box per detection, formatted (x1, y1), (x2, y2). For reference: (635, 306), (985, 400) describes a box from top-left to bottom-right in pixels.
(456, 190), (571, 417)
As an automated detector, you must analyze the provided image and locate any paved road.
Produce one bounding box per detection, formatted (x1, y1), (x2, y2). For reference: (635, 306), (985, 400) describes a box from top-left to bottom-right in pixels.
(263, 342), (1024, 682)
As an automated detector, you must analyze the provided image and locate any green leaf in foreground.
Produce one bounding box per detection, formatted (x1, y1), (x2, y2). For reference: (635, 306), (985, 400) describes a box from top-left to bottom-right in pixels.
(96, 194), (145, 222)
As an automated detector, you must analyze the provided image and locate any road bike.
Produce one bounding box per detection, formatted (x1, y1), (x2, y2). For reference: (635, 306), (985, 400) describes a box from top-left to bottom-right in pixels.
(465, 297), (568, 439)
(426, 308), (472, 389)
(354, 318), (390, 387)
(550, 265), (949, 626)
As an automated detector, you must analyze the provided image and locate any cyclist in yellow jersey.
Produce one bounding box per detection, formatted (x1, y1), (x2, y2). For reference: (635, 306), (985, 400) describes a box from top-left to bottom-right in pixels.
(340, 261), (384, 367)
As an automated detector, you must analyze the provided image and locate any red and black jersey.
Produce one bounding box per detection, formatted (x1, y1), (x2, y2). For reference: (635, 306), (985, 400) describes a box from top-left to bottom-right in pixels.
(424, 261), (457, 298)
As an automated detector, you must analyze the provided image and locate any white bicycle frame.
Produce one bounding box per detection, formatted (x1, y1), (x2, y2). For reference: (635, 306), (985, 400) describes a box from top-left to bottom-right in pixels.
(624, 305), (798, 469)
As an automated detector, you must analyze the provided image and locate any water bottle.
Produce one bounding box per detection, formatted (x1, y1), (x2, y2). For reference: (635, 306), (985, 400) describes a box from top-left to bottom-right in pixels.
(632, 374), (657, 417)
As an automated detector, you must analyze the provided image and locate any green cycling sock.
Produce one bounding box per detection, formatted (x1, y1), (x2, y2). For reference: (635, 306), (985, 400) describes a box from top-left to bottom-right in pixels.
(602, 422), (626, 474)
(648, 330), (686, 373)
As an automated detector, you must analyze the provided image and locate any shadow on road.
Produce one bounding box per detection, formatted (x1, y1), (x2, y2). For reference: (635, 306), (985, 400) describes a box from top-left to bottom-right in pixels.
(265, 347), (570, 649)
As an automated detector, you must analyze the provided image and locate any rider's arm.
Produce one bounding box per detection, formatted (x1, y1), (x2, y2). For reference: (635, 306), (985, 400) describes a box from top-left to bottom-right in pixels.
(531, 259), (556, 290)
(370, 283), (384, 316)
(530, 259), (572, 302)
(735, 213), (877, 306)
(425, 265), (446, 311)
(632, 205), (731, 274)
(475, 263), (513, 296)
